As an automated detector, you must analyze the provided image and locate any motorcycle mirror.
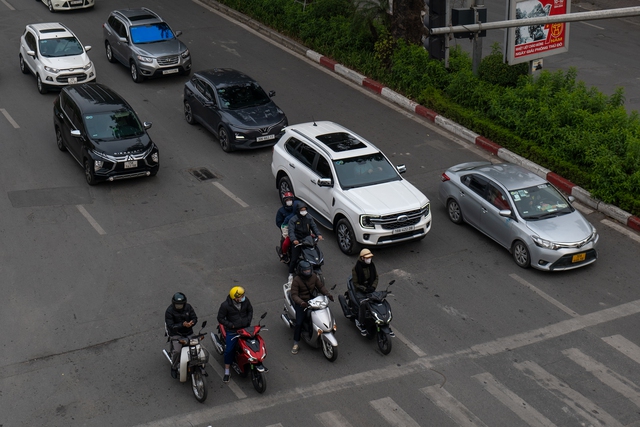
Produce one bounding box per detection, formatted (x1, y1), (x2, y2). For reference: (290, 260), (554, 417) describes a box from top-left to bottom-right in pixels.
(388, 280), (395, 286)
(260, 312), (267, 319)
(331, 284), (337, 290)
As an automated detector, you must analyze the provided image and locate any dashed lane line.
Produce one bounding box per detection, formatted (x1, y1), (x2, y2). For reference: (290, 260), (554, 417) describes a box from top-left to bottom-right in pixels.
(76, 205), (106, 235)
(0, 108), (19, 128)
(212, 182), (249, 208)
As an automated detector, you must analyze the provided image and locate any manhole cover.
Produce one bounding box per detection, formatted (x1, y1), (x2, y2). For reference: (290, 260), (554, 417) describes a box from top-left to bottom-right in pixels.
(188, 167), (217, 181)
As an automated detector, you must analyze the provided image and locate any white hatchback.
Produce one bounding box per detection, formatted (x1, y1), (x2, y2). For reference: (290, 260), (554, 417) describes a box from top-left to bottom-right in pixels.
(38, 0), (95, 13)
(19, 22), (96, 94)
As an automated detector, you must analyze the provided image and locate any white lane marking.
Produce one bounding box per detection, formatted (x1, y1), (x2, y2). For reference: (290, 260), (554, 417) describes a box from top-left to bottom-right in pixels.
(473, 372), (556, 427)
(601, 219), (640, 244)
(573, 202), (593, 215)
(265, 424), (283, 427)
(509, 273), (579, 317)
(515, 360), (624, 427)
(207, 354), (247, 399)
(421, 385), (489, 427)
(315, 410), (354, 427)
(370, 397), (422, 427)
(212, 182), (249, 208)
(563, 347), (640, 407)
(0, 108), (19, 128)
(581, 21), (605, 30)
(602, 334), (640, 365)
(0, 0), (15, 11)
(392, 328), (426, 357)
(76, 205), (106, 235)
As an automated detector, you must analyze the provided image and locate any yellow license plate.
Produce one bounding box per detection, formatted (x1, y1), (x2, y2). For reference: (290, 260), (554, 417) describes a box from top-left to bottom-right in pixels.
(572, 253), (586, 263)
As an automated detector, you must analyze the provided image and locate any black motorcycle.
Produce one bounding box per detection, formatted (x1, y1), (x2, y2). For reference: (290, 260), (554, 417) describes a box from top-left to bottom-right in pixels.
(339, 279), (395, 354)
(282, 235), (325, 284)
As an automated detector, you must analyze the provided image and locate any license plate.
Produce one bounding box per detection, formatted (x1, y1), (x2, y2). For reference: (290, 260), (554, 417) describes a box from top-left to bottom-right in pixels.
(162, 68), (179, 75)
(393, 225), (415, 234)
(124, 160), (138, 169)
(256, 134), (276, 142)
(572, 252), (586, 263)
(68, 77), (77, 84)
(70, 0), (82, 4)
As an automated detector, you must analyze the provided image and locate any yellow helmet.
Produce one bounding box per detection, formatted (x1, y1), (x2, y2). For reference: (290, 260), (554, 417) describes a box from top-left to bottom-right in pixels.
(229, 286), (245, 299)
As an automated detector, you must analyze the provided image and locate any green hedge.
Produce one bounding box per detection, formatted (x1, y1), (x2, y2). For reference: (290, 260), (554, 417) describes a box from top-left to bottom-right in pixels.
(215, 0), (640, 217)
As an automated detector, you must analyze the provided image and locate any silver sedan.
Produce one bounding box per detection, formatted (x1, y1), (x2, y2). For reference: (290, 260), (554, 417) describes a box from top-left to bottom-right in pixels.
(438, 162), (598, 271)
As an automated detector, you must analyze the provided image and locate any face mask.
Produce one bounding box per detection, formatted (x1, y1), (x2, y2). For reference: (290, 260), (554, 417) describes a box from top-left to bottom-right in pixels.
(174, 303), (184, 310)
(285, 200), (293, 207)
(300, 211), (308, 217)
(364, 258), (372, 264)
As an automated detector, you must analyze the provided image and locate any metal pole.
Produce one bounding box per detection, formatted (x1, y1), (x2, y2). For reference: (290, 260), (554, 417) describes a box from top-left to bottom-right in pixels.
(472, 0), (485, 75)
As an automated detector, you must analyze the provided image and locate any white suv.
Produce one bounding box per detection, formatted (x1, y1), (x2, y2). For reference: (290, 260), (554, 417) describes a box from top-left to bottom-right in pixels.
(19, 22), (96, 94)
(271, 121), (431, 255)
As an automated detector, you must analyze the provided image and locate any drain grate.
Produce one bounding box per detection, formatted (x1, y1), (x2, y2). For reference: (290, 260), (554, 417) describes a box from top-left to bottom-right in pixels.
(188, 167), (217, 181)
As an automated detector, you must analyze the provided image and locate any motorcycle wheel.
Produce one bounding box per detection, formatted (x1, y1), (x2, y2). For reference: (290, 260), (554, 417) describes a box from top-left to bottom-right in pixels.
(191, 370), (208, 403)
(321, 339), (338, 362)
(251, 370), (267, 394)
(377, 331), (392, 355)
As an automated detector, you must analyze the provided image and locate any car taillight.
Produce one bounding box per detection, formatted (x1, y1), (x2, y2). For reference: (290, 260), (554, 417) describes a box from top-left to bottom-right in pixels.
(441, 173), (450, 182)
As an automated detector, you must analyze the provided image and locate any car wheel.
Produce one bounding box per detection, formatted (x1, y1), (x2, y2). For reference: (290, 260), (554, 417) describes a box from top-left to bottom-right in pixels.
(19, 54), (29, 74)
(447, 199), (463, 224)
(36, 74), (48, 94)
(47, 0), (55, 12)
(130, 61), (144, 83)
(55, 127), (67, 152)
(184, 101), (196, 125)
(512, 240), (531, 268)
(336, 218), (360, 255)
(218, 127), (233, 152)
(84, 159), (96, 186)
(277, 175), (293, 200)
(105, 42), (116, 63)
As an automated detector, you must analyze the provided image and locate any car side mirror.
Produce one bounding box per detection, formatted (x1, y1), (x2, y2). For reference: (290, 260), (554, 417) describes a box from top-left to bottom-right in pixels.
(204, 101), (216, 108)
(175, 30), (183, 37)
(268, 90), (276, 97)
(567, 195), (575, 203)
(317, 178), (333, 187)
(70, 129), (82, 138)
(498, 209), (512, 218)
(396, 164), (407, 174)
(143, 122), (152, 130)
(85, 45), (92, 52)
(27, 50), (36, 57)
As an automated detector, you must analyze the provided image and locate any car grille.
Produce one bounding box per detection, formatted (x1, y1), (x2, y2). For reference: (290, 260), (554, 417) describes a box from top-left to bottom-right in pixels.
(56, 73), (89, 83)
(95, 145), (153, 163)
(157, 56), (179, 66)
(549, 249), (597, 270)
(374, 205), (430, 230)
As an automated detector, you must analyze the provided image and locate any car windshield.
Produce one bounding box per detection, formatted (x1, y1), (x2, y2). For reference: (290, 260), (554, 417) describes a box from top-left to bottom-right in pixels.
(510, 183), (574, 220)
(84, 109), (145, 141)
(216, 82), (270, 109)
(39, 37), (83, 57)
(130, 23), (174, 44)
(333, 153), (401, 189)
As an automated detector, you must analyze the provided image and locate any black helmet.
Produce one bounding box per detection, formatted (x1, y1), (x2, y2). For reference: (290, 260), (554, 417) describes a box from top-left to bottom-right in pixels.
(172, 292), (187, 311)
(297, 260), (312, 277)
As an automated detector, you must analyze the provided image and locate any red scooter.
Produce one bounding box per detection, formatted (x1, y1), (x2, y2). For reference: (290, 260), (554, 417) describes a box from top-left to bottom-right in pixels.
(211, 312), (268, 393)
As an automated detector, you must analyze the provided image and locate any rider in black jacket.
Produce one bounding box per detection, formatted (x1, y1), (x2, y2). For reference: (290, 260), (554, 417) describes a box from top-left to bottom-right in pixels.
(217, 286), (254, 383)
(165, 292), (198, 378)
(287, 203), (323, 281)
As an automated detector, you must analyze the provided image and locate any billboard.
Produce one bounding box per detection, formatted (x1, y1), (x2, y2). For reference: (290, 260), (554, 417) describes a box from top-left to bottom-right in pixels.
(506, 0), (570, 65)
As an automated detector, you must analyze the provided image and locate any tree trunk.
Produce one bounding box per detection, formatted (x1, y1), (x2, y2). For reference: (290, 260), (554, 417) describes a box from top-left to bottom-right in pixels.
(390, 0), (426, 44)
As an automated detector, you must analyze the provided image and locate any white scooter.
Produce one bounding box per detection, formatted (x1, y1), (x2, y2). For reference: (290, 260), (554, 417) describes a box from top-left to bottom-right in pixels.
(281, 282), (338, 361)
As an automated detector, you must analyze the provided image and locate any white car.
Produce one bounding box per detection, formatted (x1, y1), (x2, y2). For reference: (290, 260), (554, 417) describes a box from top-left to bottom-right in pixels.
(37, 0), (95, 13)
(271, 121), (432, 255)
(19, 22), (96, 94)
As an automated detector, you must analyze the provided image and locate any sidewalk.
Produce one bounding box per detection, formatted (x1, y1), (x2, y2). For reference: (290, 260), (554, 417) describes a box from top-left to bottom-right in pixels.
(199, 0), (640, 233)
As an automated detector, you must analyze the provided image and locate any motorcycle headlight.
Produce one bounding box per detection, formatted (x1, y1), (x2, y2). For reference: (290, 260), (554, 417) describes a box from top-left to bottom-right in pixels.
(359, 214), (379, 229)
(189, 338), (199, 346)
(531, 235), (559, 250)
(181, 49), (190, 59)
(44, 65), (60, 73)
(137, 55), (153, 63)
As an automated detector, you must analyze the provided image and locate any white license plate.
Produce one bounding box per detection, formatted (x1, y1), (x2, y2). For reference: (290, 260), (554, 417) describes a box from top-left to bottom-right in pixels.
(124, 160), (138, 169)
(70, 0), (82, 4)
(162, 69), (179, 75)
(393, 225), (415, 234)
(256, 134), (276, 142)
(68, 77), (77, 84)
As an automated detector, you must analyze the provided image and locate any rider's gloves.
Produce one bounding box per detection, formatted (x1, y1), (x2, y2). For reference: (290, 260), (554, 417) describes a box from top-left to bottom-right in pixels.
(300, 302), (309, 308)
(328, 294), (334, 302)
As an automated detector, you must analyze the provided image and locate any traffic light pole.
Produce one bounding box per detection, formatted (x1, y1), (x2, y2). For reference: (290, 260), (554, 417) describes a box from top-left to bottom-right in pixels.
(471, 0), (485, 75)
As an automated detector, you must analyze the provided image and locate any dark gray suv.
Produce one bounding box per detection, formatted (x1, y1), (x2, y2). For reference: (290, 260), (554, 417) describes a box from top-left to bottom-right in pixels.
(102, 8), (191, 82)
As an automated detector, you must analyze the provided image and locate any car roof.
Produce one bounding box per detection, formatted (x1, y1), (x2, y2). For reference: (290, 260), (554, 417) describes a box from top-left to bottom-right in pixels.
(451, 162), (546, 191)
(195, 68), (256, 87)
(63, 83), (133, 114)
(286, 121), (379, 160)
(113, 8), (162, 24)
(27, 22), (74, 39)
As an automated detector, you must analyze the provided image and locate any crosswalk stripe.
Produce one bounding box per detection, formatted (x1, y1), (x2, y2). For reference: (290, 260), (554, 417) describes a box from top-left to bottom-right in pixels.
(514, 360), (624, 427)
(473, 372), (556, 427)
(421, 385), (489, 427)
(370, 397), (421, 427)
(563, 348), (640, 407)
(315, 410), (354, 427)
(602, 334), (640, 365)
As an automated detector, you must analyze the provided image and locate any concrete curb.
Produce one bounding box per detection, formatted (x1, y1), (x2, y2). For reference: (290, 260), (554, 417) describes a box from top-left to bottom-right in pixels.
(198, 0), (640, 233)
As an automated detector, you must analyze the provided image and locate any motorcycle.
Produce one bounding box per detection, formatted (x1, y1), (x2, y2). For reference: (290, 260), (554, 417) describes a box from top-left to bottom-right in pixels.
(339, 279), (395, 355)
(210, 313), (269, 393)
(162, 320), (209, 403)
(286, 235), (325, 285)
(281, 282), (338, 361)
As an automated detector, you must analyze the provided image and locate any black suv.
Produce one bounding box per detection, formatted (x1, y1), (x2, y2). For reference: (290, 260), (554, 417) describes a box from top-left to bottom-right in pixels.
(53, 83), (159, 185)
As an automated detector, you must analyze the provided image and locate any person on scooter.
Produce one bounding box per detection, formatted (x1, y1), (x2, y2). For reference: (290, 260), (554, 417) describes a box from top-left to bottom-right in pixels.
(275, 191), (297, 264)
(290, 260), (334, 354)
(217, 286), (253, 383)
(352, 249), (378, 336)
(165, 292), (198, 379)
(287, 203), (323, 284)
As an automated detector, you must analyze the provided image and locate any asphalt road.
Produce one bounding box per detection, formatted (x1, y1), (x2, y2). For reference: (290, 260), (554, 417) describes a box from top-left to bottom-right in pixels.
(1, 0), (640, 426)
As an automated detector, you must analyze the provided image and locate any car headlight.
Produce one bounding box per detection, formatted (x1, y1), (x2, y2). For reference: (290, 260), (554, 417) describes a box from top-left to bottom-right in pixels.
(151, 152), (159, 163)
(421, 202), (430, 216)
(83, 62), (93, 71)
(531, 235), (559, 250)
(360, 215), (380, 229)
(137, 55), (153, 63)
(94, 160), (104, 170)
(44, 66), (60, 73)
(181, 49), (190, 59)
